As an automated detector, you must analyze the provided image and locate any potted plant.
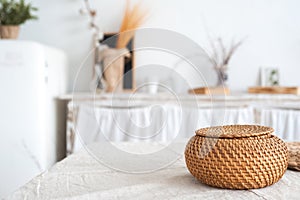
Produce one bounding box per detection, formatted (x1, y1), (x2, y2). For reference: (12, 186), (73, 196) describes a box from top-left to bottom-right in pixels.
(0, 0), (38, 39)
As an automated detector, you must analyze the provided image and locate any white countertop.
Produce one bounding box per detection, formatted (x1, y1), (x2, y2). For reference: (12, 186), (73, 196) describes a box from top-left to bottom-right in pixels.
(59, 92), (300, 101)
(59, 92), (300, 110)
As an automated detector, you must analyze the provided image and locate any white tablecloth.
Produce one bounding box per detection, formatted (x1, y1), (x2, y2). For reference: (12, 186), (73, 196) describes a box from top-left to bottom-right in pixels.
(72, 103), (254, 153)
(8, 142), (300, 200)
(66, 94), (300, 154)
(261, 108), (300, 141)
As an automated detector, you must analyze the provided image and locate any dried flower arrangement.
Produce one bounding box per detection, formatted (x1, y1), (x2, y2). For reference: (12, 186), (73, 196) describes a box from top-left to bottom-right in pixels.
(207, 36), (245, 86)
(79, 0), (148, 92)
(116, 0), (148, 48)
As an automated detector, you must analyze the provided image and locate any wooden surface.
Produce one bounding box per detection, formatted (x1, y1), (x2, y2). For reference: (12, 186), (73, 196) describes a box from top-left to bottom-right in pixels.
(188, 87), (230, 95)
(248, 86), (300, 95)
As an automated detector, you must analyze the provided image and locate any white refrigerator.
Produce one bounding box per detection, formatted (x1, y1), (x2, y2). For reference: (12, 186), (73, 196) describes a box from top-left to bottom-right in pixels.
(0, 40), (68, 197)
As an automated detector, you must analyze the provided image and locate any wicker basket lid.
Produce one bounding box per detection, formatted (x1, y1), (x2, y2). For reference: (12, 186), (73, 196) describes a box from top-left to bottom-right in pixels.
(195, 125), (274, 138)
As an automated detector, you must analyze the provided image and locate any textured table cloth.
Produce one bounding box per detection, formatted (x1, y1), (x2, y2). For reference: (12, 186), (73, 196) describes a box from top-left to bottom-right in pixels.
(8, 142), (300, 200)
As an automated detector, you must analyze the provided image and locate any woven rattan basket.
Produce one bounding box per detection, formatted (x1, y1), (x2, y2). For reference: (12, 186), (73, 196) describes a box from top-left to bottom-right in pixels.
(286, 142), (300, 171)
(185, 125), (288, 189)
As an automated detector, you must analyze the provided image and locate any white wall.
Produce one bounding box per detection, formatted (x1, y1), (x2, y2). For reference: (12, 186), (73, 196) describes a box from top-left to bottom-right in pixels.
(19, 0), (300, 92)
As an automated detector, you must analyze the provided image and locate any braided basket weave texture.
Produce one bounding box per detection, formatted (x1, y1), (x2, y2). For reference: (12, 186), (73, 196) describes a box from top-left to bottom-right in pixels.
(287, 142), (300, 171)
(185, 125), (288, 189)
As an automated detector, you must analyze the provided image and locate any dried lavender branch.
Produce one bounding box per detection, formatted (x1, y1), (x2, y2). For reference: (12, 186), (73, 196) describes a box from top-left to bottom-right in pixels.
(218, 38), (227, 68)
(223, 38), (245, 66)
(205, 29), (219, 67)
(209, 36), (220, 68)
(201, 17), (220, 68)
(204, 48), (218, 68)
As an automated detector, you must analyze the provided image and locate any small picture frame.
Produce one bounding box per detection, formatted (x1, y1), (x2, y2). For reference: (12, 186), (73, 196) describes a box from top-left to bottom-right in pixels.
(260, 67), (279, 86)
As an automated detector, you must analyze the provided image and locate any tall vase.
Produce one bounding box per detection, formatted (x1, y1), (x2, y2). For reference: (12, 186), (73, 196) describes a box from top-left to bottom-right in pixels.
(98, 47), (130, 93)
(104, 57), (125, 92)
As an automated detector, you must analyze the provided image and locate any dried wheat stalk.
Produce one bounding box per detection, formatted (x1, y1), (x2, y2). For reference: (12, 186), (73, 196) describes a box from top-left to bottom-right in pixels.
(116, 0), (148, 48)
